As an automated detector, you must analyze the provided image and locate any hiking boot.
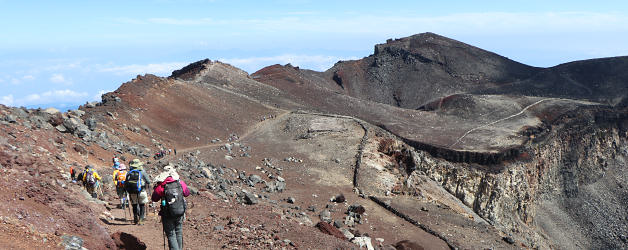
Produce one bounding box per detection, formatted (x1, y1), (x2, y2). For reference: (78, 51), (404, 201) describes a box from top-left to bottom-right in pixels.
(138, 219), (145, 225)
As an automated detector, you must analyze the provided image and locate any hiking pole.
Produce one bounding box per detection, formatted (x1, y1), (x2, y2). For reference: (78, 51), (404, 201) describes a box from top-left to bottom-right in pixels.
(163, 224), (166, 250)
(122, 195), (128, 221)
(127, 194), (133, 223)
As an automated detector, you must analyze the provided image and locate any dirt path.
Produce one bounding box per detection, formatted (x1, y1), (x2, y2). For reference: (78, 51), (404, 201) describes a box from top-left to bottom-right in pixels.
(99, 111), (291, 248)
(172, 110), (291, 156)
(449, 98), (552, 147)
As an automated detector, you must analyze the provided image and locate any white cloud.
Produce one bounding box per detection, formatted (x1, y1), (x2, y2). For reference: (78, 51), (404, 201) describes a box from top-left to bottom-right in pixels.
(44, 61), (82, 71)
(148, 17), (214, 25)
(0, 95), (14, 106)
(219, 54), (359, 72)
(93, 90), (112, 102)
(50, 73), (72, 84)
(100, 62), (187, 76)
(4, 89), (88, 107)
(120, 11), (628, 34)
(10, 78), (20, 85)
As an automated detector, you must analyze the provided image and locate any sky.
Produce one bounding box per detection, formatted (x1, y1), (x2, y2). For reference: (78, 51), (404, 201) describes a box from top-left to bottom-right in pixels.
(1, 0), (627, 109)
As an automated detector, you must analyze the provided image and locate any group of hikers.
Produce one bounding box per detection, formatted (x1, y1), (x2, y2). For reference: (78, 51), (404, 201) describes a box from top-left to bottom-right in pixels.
(70, 155), (190, 250)
(154, 148), (176, 160)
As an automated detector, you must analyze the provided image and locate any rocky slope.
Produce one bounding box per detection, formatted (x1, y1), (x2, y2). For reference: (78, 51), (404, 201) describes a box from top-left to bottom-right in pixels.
(0, 33), (626, 249)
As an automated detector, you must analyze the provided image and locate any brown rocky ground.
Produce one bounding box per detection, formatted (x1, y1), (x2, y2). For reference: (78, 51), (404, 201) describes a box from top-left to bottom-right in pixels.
(0, 33), (627, 250)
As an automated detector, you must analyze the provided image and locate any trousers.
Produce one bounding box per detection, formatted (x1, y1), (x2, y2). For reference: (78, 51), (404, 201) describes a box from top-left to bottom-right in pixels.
(129, 192), (147, 223)
(162, 215), (184, 250)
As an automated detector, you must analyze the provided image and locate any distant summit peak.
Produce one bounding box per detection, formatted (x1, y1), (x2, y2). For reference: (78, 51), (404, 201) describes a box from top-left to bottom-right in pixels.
(170, 59), (212, 81)
(170, 59), (249, 82)
(375, 32), (477, 56)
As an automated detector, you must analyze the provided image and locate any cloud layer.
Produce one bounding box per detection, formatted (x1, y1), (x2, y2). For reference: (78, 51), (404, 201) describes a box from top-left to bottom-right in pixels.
(219, 54), (359, 72)
(100, 62), (188, 76)
(1, 89), (88, 108)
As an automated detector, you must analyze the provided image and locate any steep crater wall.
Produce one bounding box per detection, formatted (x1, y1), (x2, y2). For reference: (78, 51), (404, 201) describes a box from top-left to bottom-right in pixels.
(391, 110), (628, 249)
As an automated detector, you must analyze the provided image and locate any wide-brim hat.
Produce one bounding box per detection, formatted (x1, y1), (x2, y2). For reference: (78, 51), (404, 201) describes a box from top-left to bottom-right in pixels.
(129, 159), (143, 169)
(156, 165), (179, 182)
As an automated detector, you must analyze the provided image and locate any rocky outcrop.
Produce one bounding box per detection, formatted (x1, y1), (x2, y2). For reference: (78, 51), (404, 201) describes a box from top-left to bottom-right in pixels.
(170, 58), (211, 81)
(326, 32), (540, 109)
(393, 108), (628, 249)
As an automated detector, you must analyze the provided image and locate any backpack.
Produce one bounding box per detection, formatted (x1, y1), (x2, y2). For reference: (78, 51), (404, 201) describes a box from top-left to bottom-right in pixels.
(116, 170), (127, 188)
(85, 169), (96, 186)
(125, 169), (143, 194)
(162, 180), (186, 217)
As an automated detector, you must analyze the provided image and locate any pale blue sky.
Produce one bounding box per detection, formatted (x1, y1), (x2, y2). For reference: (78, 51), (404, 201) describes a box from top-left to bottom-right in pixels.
(1, 0), (627, 109)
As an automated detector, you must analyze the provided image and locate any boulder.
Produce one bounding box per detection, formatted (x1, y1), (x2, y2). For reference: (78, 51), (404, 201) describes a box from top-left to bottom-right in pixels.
(43, 107), (60, 115)
(393, 240), (425, 250)
(61, 235), (84, 250)
(85, 117), (97, 131)
(331, 193), (346, 203)
(76, 126), (91, 139)
(348, 204), (366, 215)
(315, 222), (346, 240)
(4, 114), (16, 123)
(341, 228), (355, 240)
(244, 192), (258, 205)
(70, 109), (85, 117)
(55, 125), (68, 133)
(351, 237), (374, 250)
(85, 101), (98, 108)
(319, 209), (332, 223)
(140, 125), (151, 133)
(188, 186), (198, 195)
(276, 180), (286, 192)
(110, 231), (147, 250)
(344, 215), (356, 227)
(200, 167), (213, 179)
(502, 236), (515, 244)
(248, 174), (262, 186)
(334, 219), (344, 228)
(62, 117), (82, 133)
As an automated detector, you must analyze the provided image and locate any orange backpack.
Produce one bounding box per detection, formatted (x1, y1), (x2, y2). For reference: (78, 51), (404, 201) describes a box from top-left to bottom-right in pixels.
(116, 170), (127, 187)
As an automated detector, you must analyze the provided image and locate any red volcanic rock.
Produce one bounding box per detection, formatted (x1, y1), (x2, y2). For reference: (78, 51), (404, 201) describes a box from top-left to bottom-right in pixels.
(111, 231), (147, 250)
(316, 222), (346, 240)
(394, 240), (425, 250)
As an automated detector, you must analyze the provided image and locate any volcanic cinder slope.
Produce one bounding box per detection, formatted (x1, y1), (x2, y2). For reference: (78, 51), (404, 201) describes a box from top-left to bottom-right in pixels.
(0, 33), (626, 249)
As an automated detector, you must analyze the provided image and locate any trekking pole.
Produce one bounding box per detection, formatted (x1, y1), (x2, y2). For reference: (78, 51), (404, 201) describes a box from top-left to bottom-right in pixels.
(127, 194), (133, 223)
(163, 224), (166, 250)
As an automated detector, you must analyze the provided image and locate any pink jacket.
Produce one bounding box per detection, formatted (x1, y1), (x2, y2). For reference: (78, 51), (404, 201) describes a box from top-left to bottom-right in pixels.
(151, 176), (191, 202)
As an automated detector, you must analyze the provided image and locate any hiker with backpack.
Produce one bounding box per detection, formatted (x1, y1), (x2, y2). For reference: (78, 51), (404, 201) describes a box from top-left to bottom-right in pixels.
(125, 159), (151, 225)
(152, 165), (190, 250)
(70, 165), (76, 182)
(113, 163), (129, 209)
(82, 165), (102, 198)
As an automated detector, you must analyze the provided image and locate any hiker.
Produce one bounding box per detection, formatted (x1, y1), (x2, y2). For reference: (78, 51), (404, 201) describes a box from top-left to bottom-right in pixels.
(70, 165), (76, 181)
(113, 163), (128, 208)
(152, 165), (190, 250)
(112, 161), (120, 170)
(76, 170), (85, 186)
(125, 159), (151, 225)
(83, 165), (101, 198)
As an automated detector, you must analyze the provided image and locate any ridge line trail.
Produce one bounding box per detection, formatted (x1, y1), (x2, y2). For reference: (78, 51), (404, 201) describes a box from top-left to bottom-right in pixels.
(449, 98), (552, 148)
(176, 110), (291, 155)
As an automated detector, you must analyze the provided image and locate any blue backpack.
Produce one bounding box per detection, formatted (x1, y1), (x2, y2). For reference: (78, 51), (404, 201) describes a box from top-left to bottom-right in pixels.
(125, 169), (143, 194)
